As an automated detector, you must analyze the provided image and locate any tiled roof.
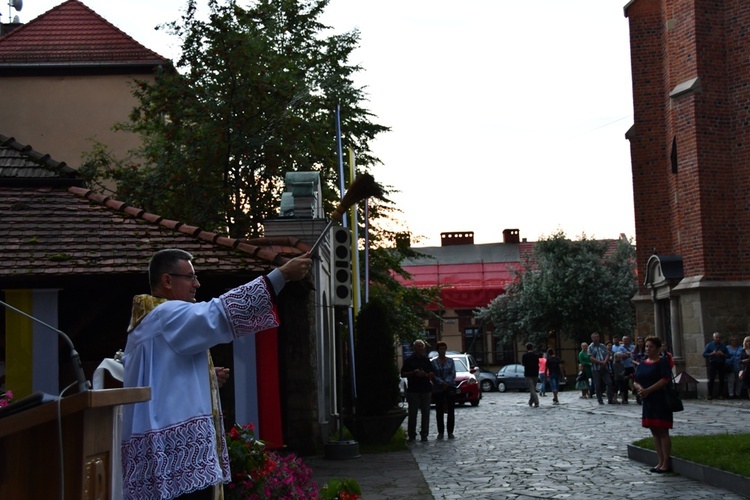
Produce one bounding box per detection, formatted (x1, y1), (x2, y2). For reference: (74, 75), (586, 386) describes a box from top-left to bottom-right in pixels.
(0, 0), (170, 66)
(0, 134), (83, 186)
(0, 136), (308, 284)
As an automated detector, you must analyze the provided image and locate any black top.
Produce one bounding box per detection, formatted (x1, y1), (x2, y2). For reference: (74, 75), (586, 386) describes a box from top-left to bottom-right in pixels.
(546, 356), (562, 377)
(522, 351), (540, 377)
(402, 354), (434, 393)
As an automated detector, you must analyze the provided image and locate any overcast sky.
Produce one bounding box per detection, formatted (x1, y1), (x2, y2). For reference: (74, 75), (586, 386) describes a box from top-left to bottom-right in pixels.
(15, 0), (635, 247)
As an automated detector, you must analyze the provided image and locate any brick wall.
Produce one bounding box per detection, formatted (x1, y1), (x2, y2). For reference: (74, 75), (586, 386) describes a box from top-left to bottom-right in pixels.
(628, 0), (750, 284)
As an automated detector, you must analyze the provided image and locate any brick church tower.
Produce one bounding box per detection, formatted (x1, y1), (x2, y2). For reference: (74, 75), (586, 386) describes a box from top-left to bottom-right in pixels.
(625, 0), (750, 386)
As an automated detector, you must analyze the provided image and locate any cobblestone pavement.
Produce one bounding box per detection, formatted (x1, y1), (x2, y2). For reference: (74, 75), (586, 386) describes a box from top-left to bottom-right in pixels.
(306, 391), (750, 499)
(412, 390), (750, 499)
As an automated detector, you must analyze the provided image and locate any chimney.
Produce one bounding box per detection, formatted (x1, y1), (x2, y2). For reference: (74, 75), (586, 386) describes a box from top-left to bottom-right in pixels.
(1, 22), (22, 37)
(503, 228), (520, 244)
(441, 231), (474, 246)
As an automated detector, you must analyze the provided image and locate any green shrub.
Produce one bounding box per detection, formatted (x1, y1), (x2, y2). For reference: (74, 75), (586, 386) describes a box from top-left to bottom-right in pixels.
(354, 297), (402, 416)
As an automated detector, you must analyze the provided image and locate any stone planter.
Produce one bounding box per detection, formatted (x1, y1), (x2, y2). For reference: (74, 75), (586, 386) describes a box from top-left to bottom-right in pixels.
(627, 444), (750, 497)
(345, 410), (407, 445)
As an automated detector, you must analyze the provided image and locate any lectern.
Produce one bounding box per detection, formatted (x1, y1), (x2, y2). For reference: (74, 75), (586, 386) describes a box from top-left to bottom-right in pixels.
(0, 388), (150, 500)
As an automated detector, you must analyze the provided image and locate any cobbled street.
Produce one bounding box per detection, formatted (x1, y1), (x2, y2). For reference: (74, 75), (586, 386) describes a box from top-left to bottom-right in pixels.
(308, 389), (750, 499)
(412, 390), (749, 499)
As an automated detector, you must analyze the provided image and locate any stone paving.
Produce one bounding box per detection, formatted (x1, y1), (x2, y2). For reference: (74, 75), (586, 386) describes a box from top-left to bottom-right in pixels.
(306, 390), (750, 499)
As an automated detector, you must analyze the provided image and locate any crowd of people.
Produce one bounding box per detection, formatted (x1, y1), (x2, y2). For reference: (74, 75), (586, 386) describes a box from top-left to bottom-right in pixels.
(401, 331), (750, 455)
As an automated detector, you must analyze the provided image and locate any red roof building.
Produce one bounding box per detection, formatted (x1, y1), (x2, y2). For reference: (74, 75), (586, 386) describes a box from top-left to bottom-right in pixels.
(0, 0), (172, 170)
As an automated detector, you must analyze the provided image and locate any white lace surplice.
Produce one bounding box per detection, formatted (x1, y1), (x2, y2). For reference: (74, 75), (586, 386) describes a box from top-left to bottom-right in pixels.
(121, 277), (278, 500)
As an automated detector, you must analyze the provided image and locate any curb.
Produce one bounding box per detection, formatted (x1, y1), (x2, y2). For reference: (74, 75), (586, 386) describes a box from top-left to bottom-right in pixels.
(627, 444), (750, 498)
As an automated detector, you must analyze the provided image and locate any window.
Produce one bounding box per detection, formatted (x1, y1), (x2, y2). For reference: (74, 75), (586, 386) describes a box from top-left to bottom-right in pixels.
(464, 327), (484, 364)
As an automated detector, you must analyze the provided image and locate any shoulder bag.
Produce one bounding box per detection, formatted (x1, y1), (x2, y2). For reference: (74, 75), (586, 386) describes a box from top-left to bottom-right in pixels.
(665, 361), (684, 412)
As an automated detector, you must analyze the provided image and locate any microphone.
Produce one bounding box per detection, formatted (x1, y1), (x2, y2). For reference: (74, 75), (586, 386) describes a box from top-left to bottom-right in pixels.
(0, 298), (91, 393)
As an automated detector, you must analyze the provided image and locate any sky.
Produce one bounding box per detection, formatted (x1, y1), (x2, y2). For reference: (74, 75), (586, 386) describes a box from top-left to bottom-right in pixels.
(13, 0), (636, 247)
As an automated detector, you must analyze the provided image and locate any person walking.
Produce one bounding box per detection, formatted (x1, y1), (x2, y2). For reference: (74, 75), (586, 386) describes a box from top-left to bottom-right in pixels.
(431, 341), (456, 439)
(545, 348), (563, 404)
(703, 332), (729, 400)
(401, 339), (435, 442)
(634, 336), (674, 473)
(522, 343), (540, 407)
(538, 353), (548, 397)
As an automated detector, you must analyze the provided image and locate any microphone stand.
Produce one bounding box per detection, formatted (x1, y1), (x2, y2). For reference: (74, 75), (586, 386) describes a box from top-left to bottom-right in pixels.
(0, 298), (91, 393)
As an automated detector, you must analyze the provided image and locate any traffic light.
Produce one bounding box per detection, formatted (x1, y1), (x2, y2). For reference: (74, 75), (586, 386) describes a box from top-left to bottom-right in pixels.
(330, 226), (352, 307)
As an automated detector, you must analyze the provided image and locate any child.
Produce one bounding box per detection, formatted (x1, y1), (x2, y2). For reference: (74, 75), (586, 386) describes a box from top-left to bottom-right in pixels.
(575, 363), (589, 399)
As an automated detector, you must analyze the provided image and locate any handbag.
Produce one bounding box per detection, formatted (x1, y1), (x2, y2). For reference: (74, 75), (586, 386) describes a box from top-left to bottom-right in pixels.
(665, 376), (684, 412)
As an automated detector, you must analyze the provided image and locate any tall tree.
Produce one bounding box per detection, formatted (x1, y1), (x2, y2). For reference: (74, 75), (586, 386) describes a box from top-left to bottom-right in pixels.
(476, 231), (637, 346)
(81, 0), (387, 238)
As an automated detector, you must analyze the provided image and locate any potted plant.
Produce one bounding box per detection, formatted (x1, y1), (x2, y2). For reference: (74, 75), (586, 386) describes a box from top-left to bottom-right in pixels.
(348, 296), (406, 444)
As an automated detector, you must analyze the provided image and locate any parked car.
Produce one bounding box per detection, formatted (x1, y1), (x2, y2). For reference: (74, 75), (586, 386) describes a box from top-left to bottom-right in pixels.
(476, 368), (499, 392)
(428, 351), (479, 374)
(430, 356), (481, 406)
(495, 363), (567, 392)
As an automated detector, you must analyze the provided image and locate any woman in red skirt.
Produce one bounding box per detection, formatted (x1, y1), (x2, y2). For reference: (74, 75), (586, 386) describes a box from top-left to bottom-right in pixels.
(633, 336), (673, 473)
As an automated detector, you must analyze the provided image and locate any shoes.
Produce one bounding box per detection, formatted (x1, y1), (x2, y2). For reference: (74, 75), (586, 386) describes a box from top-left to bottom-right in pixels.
(608, 400), (620, 405)
(598, 400), (604, 405)
(437, 434), (444, 440)
(654, 468), (673, 474)
(407, 438), (416, 443)
(553, 399), (559, 405)
(529, 401), (533, 407)
(448, 434), (455, 439)
(420, 436), (428, 442)
(533, 403), (539, 407)
(649, 467), (660, 473)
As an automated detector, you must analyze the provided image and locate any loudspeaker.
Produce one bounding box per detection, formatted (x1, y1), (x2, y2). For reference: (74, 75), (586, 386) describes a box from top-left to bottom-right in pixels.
(330, 226), (352, 306)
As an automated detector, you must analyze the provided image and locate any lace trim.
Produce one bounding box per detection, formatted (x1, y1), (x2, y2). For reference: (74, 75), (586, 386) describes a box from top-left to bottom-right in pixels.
(122, 415), (230, 500)
(220, 277), (279, 337)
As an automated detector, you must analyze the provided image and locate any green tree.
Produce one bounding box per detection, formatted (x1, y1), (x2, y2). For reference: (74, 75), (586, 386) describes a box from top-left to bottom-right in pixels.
(365, 231), (442, 342)
(476, 231), (637, 346)
(80, 0), (387, 238)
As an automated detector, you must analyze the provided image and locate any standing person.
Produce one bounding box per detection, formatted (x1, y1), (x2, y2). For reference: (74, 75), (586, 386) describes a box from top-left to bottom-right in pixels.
(522, 343), (540, 407)
(632, 337), (646, 366)
(726, 336), (743, 399)
(578, 342), (593, 398)
(575, 363), (589, 399)
(431, 341), (456, 439)
(616, 336), (635, 404)
(633, 336), (674, 473)
(588, 332), (614, 405)
(121, 248), (312, 500)
(612, 354), (626, 404)
(538, 352), (548, 397)
(605, 341), (616, 399)
(401, 339), (435, 443)
(740, 336), (750, 399)
(632, 337), (647, 405)
(703, 332), (729, 400)
(545, 348), (564, 405)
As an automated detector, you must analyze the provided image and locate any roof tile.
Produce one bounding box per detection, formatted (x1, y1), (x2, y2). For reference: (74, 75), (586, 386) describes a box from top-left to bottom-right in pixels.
(0, 0), (170, 66)
(0, 137), (310, 284)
